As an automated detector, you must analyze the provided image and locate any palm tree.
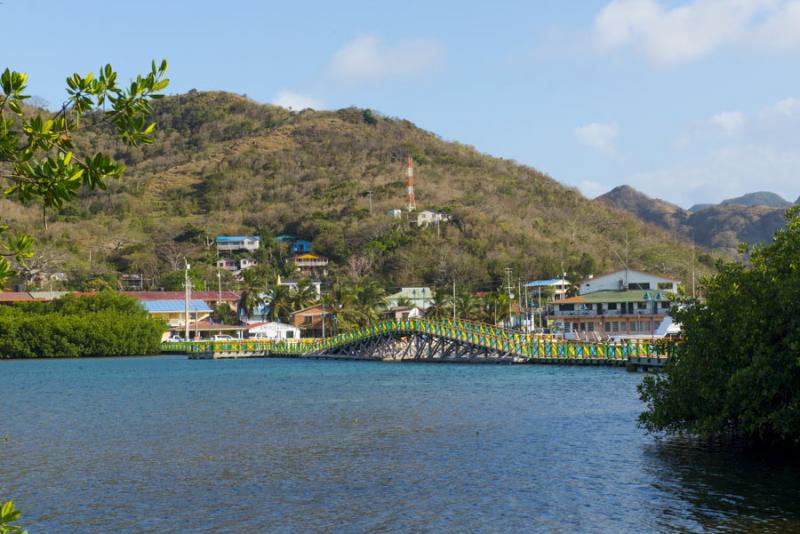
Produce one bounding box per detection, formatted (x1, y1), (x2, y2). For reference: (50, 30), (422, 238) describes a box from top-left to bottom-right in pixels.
(238, 269), (265, 321)
(266, 284), (294, 323)
(456, 291), (482, 321)
(291, 279), (318, 312)
(426, 286), (454, 320)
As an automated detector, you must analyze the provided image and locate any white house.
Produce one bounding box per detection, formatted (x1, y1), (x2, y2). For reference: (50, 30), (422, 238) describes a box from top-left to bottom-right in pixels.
(245, 321), (301, 340)
(526, 279), (571, 301)
(385, 287), (434, 310)
(416, 210), (450, 228)
(216, 235), (260, 253)
(579, 270), (679, 295)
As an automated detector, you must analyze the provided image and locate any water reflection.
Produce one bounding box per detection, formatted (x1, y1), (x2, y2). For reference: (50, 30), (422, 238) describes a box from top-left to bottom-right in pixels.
(643, 438), (800, 533)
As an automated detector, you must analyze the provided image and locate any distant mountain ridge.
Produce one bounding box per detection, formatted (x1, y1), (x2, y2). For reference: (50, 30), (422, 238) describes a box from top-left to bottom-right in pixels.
(597, 186), (795, 251)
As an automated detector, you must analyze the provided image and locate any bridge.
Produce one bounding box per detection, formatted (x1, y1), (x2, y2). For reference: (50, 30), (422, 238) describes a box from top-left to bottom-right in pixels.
(162, 318), (675, 368)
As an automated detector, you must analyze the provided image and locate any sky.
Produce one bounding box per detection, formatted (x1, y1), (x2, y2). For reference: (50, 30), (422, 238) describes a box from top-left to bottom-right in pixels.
(3, 0), (800, 208)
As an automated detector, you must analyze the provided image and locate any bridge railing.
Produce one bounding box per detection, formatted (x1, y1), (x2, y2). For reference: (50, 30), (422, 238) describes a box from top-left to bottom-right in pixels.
(161, 319), (677, 360)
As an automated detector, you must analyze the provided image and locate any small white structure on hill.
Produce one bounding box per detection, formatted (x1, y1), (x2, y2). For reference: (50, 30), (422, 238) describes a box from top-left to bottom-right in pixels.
(416, 210), (450, 228)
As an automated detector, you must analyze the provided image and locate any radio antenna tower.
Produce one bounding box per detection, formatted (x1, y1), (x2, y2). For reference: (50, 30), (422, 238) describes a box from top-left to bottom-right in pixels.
(405, 156), (416, 212)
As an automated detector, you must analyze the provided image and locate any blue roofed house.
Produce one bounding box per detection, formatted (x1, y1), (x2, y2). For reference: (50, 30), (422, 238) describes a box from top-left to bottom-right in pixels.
(216, 235), (260, 253)
(141, 299), (212, 329)
(288, 239), (312, 255)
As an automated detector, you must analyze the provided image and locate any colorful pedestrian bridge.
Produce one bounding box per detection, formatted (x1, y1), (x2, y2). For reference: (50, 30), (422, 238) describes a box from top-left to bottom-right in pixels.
(162, 318), (675, 368)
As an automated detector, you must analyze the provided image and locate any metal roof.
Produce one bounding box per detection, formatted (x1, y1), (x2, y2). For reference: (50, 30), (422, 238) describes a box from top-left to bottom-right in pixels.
(141, 300), (212, 313)
(526, 279), (568, 287)
(125, 291), (240, 302)
(216, 236), (259, 242)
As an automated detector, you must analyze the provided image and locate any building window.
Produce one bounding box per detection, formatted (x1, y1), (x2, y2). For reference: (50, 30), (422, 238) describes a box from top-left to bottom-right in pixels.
(580, 322), (586, 332)
(303, 316), (312, 325)
(286, 331), (294, 339)
(629, 282), (651, 290)
(630, 321), (637, 332)
(612, 321), (619, 333)
(661, 301), (671, 309)
(637, 302), (647, 310)
(588, 322), (595, 332)
(607, 303), (617, 310)
(572, 322), (579, 332)
(604, 322), (611, 333)
(657, 282), (673, 290)
(560, 303), (575, 311)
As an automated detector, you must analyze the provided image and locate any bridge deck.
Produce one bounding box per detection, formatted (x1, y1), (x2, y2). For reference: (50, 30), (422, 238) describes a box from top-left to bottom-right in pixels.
(164, 319), (675, 368)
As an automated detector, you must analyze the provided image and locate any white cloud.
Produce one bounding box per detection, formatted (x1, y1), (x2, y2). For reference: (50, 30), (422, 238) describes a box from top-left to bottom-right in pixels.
(710, 111), (746, 134)
(575, 122), (619, 155)
(592, 0), (800, 64)
(272, 90), (323, 111)
(631, 144), (800, 207)
(329, 35), (445, 82)
(759, 97), (800, 119)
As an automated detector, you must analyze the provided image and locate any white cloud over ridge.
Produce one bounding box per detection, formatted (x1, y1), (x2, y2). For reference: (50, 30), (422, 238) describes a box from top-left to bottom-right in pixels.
(593, 0), (800, 64)
(575, 122), (618, 155)
(329, 35), (444, 82)
(272, 90), (323, 110)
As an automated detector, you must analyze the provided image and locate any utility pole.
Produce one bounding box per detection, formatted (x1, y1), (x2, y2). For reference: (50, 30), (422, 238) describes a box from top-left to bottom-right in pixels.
(366, 190), (374, 216)
(505, 267), (513, 326)
(184, 258), (191, 340)
(217, 267), (222, 304)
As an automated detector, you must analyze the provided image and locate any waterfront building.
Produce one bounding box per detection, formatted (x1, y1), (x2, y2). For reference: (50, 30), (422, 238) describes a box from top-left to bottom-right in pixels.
(215, 235), (260, 253)
(244, 321), (301, 340)
(385, 287), (434, 310)
(382, 306), (424, 320)
(291, 304), (334, 337)
(549, 289), (674, 339)
(579, 269), (679, 295)
(141, 299), (212, 329)
(125, 291), (240, 311)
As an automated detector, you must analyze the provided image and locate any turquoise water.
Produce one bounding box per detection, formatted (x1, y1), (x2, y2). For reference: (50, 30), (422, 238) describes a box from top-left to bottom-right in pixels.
(2, 357), (800, 533)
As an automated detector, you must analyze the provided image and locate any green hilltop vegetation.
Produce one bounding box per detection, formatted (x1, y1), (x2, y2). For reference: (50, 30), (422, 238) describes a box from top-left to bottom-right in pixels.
(7, 91), (715, 292)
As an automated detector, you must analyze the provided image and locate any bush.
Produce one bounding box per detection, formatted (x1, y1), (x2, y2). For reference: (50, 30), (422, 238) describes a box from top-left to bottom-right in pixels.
(0, 292), (166, 358)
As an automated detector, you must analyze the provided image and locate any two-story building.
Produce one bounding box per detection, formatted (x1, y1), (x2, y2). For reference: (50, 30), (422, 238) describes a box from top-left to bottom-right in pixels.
(549, 270), (680, 339)
(385, 287), (434, 310)
(292, 253), (329, 275)
(216, 258), (257, 279)
(216, 236), (260, 253)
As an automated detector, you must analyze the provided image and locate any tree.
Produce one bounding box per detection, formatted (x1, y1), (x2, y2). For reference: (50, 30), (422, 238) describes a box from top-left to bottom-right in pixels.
(0, 60), (169, 287)
(266, 283), (293, 323)
(237, 269), (265, 320)
(290, 279), (317, 312)
(159, 268), (202, 291)
(0, 500), (26, 533)
(639, 207), (800, 448)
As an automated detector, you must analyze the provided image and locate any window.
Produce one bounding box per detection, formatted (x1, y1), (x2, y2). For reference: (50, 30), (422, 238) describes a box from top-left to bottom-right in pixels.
(580, 322), (586, 332)
(285, 331), (294, 339)
(630, 321), (637, 332)
(612, 321), (619, 333)
(303, 316), (312, 325)
(657, 282), (673, 290)
(637, 302), (647, 309)
(560, 303), (575, 311)
(607, 303), (617, 310)
(661, 301), (671, 309)
(639, 320), (649, 332)
(604, 322), (611, 332)
(629, 282), (651, 290)
(572, 322), (579, 332)
(588, 322), (595, 332)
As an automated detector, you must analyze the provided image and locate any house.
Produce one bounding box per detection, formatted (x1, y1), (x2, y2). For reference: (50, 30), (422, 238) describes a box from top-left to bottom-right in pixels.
(140, 299), (212, 329)
(245, 321), (301, 340)
(216, 258), (257, 279)
(125, 291), (241, 313)
(382, 306), (424, 320)
(549, 289), (675, 339)
(291, 304), (334, 337)
(579, 269), (679, 295)
(385, 287), (434, 310)
(288, 239), (312, 255)
(416, 210), (450, 228)
(121, 274), (144, 290)
(526, 279), (571, 301)
(216, 235), (260, 253)
(292, 253), (329, 275)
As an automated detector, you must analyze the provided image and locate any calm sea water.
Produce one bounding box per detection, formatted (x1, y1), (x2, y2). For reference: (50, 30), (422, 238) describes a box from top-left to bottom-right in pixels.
(2, 357), (800, 533)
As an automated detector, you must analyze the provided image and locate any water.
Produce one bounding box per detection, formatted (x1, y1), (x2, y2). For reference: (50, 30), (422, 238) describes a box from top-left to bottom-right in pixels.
(2, 357), (800, 533)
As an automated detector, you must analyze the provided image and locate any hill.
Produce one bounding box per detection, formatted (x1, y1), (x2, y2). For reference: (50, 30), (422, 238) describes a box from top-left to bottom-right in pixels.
(7, 91), (712, 292)
(596, 185), (790, 252)
(719, 191), (792, 209)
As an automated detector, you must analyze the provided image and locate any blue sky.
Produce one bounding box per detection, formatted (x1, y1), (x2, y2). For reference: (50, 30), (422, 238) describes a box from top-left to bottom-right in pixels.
(4, 0), (800, 207)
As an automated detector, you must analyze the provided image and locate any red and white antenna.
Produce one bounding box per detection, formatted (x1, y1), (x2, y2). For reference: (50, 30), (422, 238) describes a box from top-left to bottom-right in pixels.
(405, 156), (416, 212)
